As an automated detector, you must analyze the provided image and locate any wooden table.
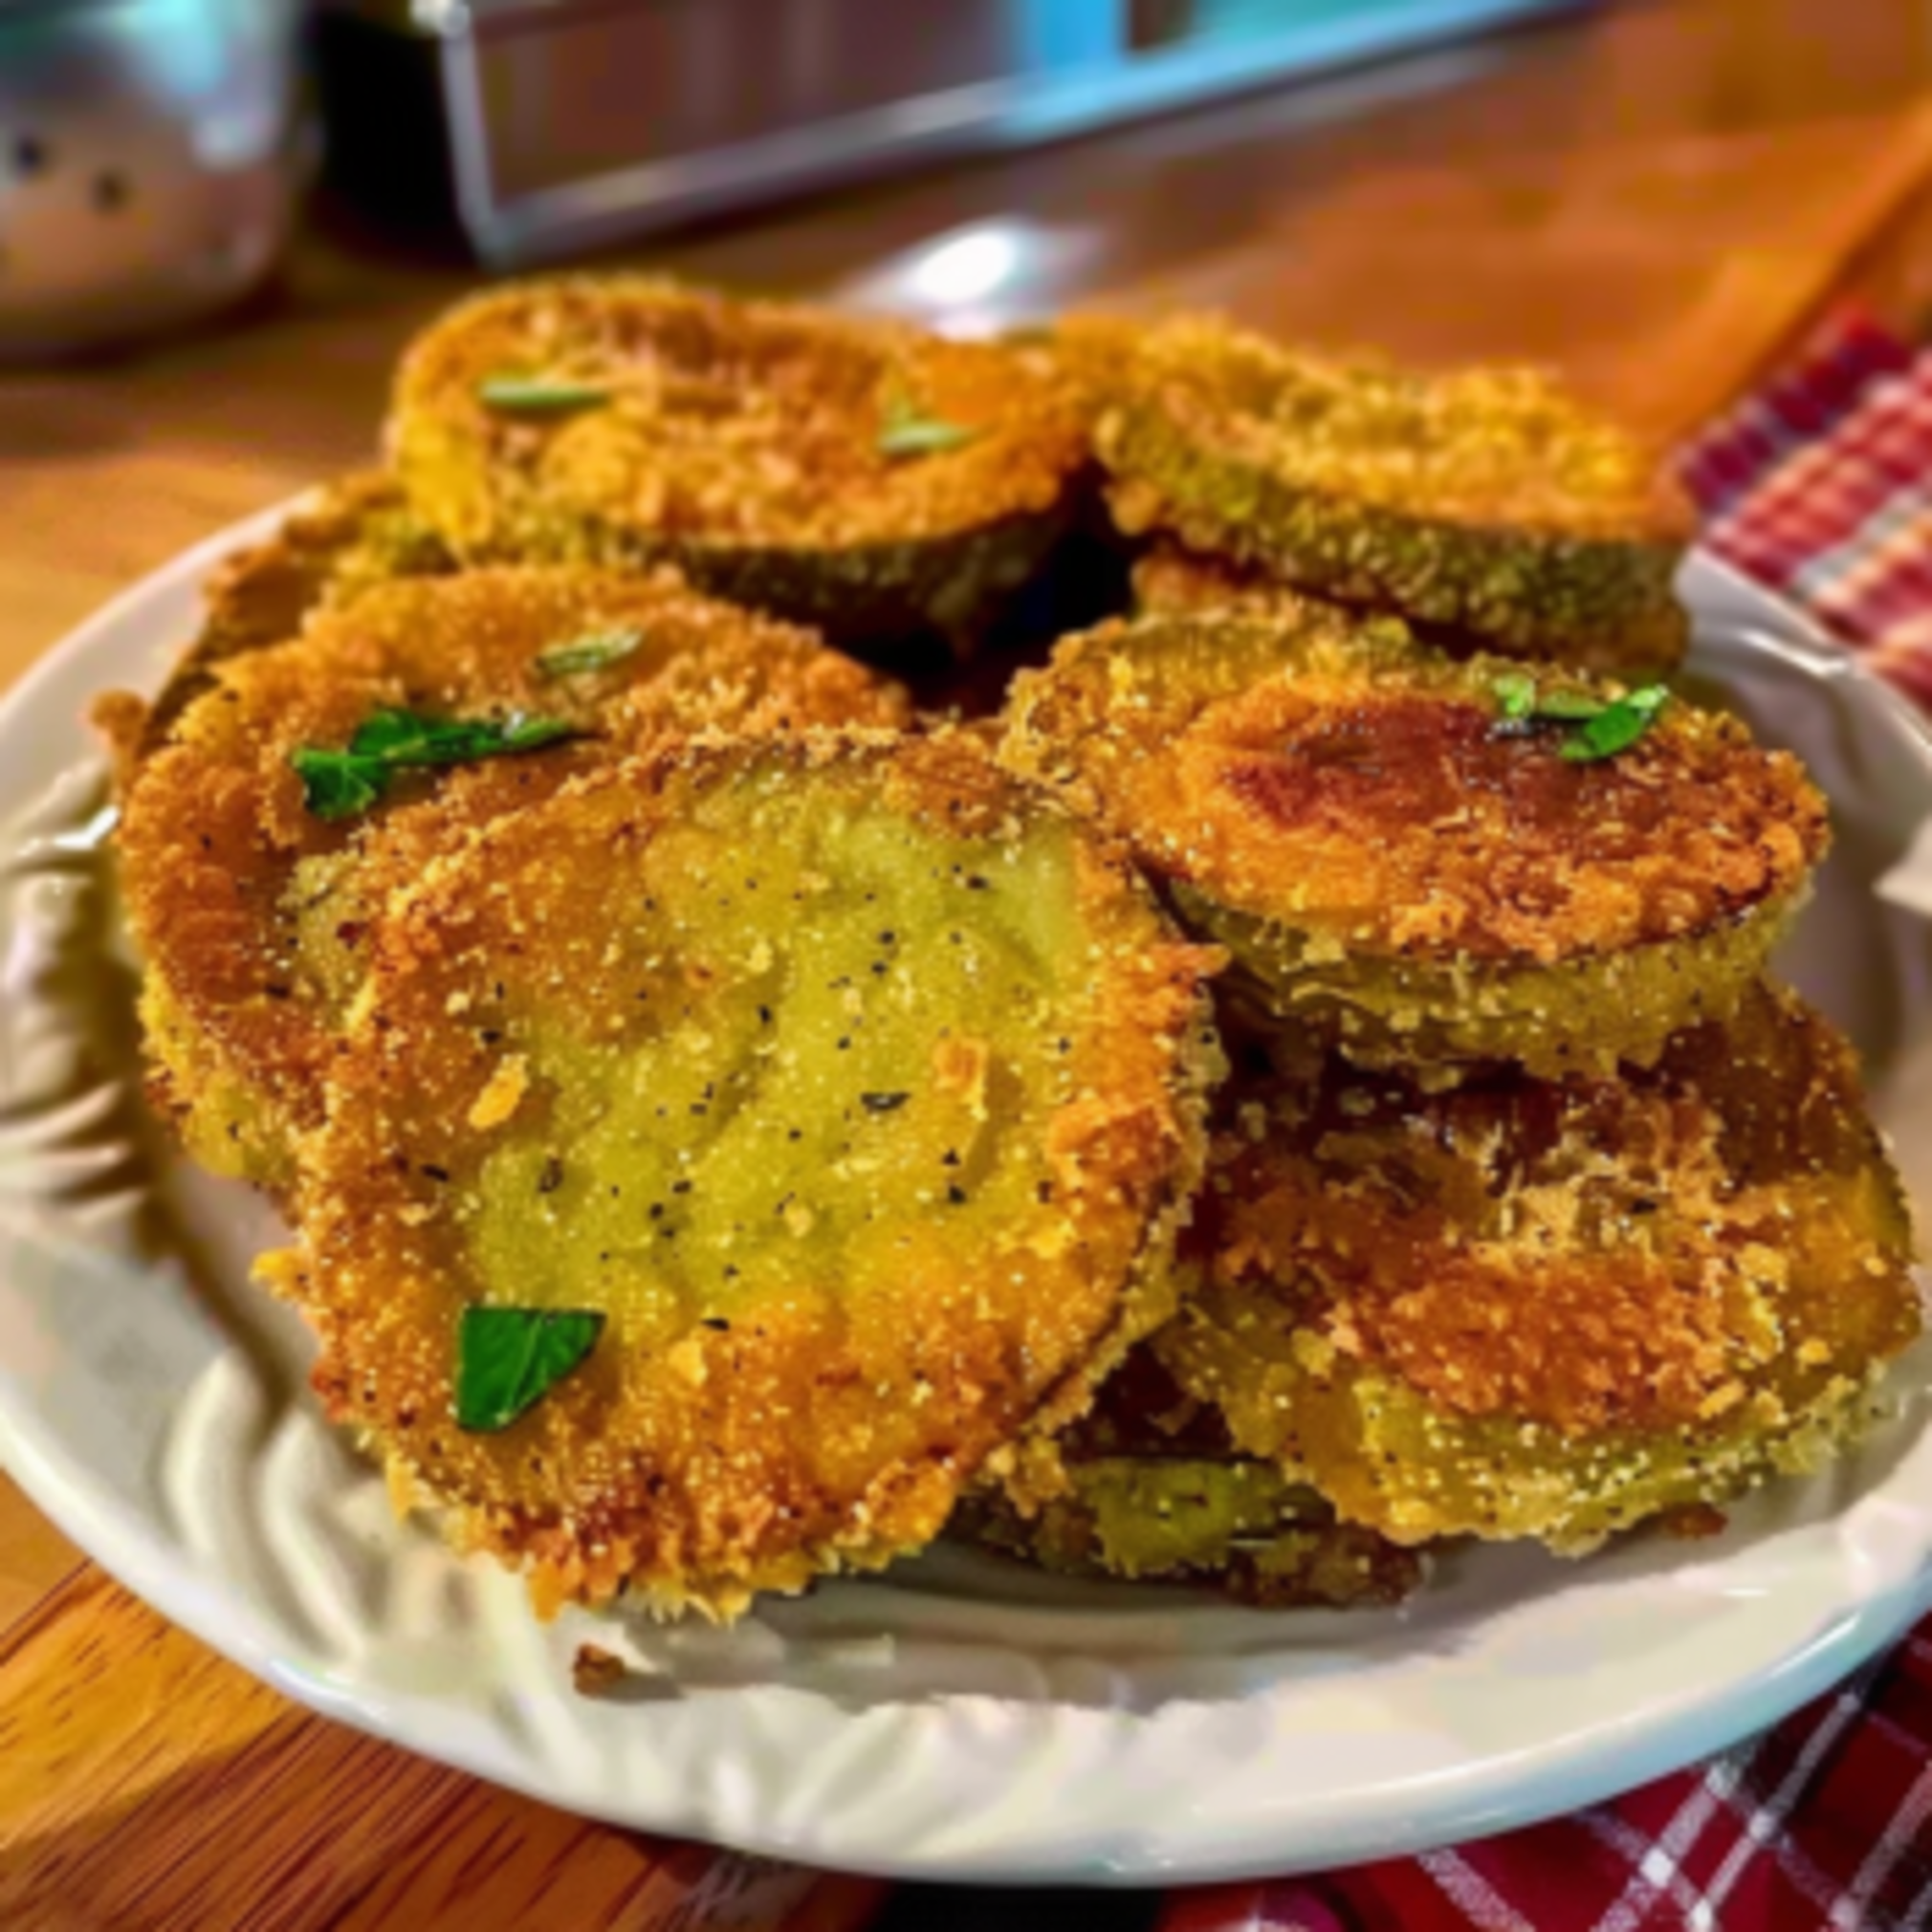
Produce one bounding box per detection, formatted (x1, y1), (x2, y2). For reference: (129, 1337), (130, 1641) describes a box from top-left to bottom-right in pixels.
(8, 0), (1932, 1922)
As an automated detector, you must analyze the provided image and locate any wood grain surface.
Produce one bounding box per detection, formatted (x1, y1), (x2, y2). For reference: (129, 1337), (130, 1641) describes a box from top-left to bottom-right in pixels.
(6, 0), (1932, 1923)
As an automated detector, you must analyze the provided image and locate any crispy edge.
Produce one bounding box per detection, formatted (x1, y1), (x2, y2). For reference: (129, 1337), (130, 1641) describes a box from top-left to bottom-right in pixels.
(1129, 537), (1682, 680)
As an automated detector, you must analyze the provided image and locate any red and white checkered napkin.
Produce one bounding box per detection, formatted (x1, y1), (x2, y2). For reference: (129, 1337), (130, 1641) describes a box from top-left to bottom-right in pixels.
(1149, 309), (1932, 1932)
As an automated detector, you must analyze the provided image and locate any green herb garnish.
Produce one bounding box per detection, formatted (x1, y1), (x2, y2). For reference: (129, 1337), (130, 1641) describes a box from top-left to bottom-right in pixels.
(1493, 670), (1537, 721)
(860, 1091), (911, 1113)
(878, 417), (977, 458)
(455, 1306), (605, 1433)
(534, 626), (645, 680)
(291, 708), (579, 821)
(1490, 675), (1670, 762)
(1559, 686), (1670, 762)
(476, 373), (611, 414)
(877, 384), (977, 460)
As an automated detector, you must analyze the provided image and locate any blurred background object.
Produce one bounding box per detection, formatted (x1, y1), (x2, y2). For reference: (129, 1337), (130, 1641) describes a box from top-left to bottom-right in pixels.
(0, 0), (306, 361)
(313, 0), (1585, 266)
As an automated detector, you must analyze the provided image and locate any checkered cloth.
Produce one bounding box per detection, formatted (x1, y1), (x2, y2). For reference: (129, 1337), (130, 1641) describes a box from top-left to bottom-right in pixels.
(1140, 308), (1932, 1932)
(1686, 308), (1932, 708)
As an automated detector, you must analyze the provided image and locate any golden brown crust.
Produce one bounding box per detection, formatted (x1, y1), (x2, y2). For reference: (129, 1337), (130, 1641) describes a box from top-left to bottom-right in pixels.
(1131, 542), (1309, 622)
(388, 278), (1091, 648)
(1158, 987), (1921, 1549)
(93, 474), (453, 785)
(118, 567), (906, 1183)
(1131, 540), (1519, 666)
(272, 733), (1220, 1618)
(1002, 610), (1827, 1072)
(1093, 317), (1691, 670)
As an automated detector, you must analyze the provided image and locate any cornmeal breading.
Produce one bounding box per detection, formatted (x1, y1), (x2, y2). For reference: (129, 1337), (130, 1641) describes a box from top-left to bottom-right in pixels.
(1093, 316), (1690, 673)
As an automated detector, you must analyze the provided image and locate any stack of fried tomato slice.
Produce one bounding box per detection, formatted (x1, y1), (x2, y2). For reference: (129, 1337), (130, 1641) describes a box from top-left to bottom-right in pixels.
(106, 271), (1921, 1626)
(997, 600), (1915, 1572)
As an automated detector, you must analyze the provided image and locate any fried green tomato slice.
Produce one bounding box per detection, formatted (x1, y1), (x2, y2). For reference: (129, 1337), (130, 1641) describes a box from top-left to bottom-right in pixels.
(955, 1346), (1422, 1607)
(267, 733), (1221, 1619)
(91, 473), (453, 785)
(1094, 316), (1691, 674)
(1002, 609), (1827, 1075)
(119, 567), (904, 1187)
(1157, 987), (1921, 1552)
(388, 277), (1091, 655)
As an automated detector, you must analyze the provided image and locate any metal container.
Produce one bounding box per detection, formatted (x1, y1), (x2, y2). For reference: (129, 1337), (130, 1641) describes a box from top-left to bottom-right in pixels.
(0, 0), (304, 361)
(316, 0), (1582, 268)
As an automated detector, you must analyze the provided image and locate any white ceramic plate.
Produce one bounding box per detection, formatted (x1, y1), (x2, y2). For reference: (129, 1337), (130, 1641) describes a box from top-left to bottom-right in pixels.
(4, 511), (1932, 1886)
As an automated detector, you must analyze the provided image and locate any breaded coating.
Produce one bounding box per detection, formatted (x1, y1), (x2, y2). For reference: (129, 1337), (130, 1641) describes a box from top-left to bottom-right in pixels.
(1157, 989), (1921, 1551)
(956, 1346), (1421, 1607)
(1094, 316), (1691, 674)
(119, 567), (905, 1186)
(1133, 539), (1498, 663)
(1132, 540), (1306, 622)
(1003, 314), (1151, 424)
(1002, 609), (1827, 1075)
(92, 473), (452, 783)
(387, 277), (1091, 654)
(266, 733), (1222, 1619)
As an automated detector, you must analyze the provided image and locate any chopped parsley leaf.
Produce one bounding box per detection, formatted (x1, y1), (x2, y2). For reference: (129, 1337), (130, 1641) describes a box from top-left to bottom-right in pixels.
(1492, 670), (1537, 721)
(291, 708), (579, 821)
(455, 1306), (605, 1432)
(877, 383), (977, 460)
(535, 626), (645, 680)
(1560, 686), (1671, 762)
(1490, 675), (1671, 762)
(476, 373), (611, 414)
